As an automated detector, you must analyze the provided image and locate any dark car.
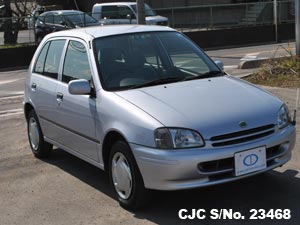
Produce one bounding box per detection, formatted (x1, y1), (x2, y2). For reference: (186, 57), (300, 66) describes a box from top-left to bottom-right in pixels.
(35, 10), (100, 43)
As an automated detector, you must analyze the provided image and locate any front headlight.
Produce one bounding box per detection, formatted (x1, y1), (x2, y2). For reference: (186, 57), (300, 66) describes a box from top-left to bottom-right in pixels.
(154, 128), (205, 149)
(277, 104), (291, 129)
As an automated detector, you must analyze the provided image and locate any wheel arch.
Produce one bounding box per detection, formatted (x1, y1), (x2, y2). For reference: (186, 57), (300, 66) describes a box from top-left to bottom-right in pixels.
(24, 102), (35, 121)
(102, 130), (129, 172)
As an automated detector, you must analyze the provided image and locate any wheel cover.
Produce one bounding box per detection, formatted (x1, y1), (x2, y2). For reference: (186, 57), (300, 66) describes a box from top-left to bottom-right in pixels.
(28, 117), (40, 151)
(111, 152), (133, 200)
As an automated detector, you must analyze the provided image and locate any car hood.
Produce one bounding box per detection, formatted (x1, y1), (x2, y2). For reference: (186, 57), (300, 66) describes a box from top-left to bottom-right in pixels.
(77, 22), (101, 27)
(115, 76), (282, 139)
(146, 15), (168, 22)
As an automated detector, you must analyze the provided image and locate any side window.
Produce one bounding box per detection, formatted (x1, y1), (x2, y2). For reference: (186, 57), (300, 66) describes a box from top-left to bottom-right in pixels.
(44, 14), (53, 24)
(54, 15), (64, 25)
(44, 40), (65, 79)
(118, 6), (134, 19)
(34, 42), (50, 74)
(102, 6), (118, 19)
(62, 41), (92, 83)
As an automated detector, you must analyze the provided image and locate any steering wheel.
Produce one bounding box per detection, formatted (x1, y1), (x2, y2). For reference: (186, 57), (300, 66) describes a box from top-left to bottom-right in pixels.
(104, 68), (133, 87)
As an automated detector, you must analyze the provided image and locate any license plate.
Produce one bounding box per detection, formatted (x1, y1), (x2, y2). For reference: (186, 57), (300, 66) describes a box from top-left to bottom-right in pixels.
(234, 146), (266, 176)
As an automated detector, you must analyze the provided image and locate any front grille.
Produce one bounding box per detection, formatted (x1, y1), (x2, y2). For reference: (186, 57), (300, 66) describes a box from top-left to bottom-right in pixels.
(210, 124), (275, 147)
(198, 145), (283, 180)
(198, 157), (234, 174)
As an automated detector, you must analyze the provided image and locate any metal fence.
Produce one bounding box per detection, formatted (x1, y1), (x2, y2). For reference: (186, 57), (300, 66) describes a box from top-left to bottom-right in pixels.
(0, 0), (296, 47)
(155, 0), (295, 31)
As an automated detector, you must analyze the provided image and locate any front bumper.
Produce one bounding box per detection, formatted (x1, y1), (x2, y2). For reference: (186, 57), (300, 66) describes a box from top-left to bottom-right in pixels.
(130, 125), (296, 190)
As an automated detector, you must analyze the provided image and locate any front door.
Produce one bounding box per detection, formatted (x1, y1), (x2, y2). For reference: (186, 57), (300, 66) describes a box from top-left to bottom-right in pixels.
(53, 39), (99, 161)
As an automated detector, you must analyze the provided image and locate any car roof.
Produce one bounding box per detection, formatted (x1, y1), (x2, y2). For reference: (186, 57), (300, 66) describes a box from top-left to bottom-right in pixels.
(94, 2), (137, 6)
(40, 10), (84, 16)
(44, 25), (175, 41)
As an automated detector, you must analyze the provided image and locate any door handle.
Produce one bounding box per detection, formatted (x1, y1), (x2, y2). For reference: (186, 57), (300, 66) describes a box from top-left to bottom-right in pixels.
(56, 92), (63, 102)
(31, 83), (37, 91)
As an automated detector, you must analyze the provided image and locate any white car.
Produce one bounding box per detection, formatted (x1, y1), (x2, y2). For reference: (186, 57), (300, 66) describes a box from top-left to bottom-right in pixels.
(24, 25), (296, 209)
(92, 2), (168, 26)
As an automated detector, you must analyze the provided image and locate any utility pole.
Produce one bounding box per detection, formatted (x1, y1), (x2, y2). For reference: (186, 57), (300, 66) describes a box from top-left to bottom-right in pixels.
(137, 0), (145, 24)
(273, 0), (278, 43)
(296, 0), (300, 56)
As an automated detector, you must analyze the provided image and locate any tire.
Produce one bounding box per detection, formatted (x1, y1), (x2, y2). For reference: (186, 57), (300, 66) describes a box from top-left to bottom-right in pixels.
(109, 140), (149, 210)
(27, 110), (52, 158)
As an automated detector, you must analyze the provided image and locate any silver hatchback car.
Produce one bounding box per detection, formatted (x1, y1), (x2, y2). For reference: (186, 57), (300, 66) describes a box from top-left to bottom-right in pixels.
(24, 25), (296, 209)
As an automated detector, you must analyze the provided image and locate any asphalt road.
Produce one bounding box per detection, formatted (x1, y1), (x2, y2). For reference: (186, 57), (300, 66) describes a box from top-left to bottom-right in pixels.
(0, 87), (299, 225)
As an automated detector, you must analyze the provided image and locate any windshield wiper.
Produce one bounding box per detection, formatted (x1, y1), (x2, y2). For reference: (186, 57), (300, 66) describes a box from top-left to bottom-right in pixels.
(182, 70), (224, 81)
(129, 77), (183, 89)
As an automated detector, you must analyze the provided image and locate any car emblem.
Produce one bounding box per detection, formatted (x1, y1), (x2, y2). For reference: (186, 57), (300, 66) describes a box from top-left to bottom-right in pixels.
(239, 121), (247, 128)
(243, 154), (259, 167)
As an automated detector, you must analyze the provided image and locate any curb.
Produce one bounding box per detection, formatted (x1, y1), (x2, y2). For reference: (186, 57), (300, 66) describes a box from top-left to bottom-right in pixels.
(238, 56), (291, 69)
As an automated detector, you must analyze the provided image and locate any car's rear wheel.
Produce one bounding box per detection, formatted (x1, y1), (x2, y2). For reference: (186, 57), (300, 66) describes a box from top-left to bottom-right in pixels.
(27, 110), (52, 158)
(109, 140), (149, 210)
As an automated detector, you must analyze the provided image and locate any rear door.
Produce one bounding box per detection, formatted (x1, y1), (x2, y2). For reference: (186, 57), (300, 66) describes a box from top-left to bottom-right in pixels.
(29, 39), (66, 140)
(53, 39), (99, 161)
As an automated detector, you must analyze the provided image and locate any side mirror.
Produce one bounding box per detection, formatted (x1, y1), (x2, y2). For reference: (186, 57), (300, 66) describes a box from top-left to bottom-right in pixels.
(59, 21), (67, 26)
(215, 60), (224, 71)
(126, 14), (132, 20)
(68, 79), (91, 95)
(126, 14), (134, 23)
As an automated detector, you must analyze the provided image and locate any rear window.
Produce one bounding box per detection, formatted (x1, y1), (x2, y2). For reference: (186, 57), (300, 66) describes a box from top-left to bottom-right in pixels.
(101, 5), (135, 19)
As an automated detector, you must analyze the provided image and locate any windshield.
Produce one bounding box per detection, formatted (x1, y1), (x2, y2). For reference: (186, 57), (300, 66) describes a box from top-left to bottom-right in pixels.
(64, 12), (98, 26)
(131, 4), (156, 17)
(94, 31), (221, 91)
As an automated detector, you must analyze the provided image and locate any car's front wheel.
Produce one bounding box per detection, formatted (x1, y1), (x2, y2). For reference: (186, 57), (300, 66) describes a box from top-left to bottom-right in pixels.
(109, 140), (149, 210)
(27, 110), (52, 158)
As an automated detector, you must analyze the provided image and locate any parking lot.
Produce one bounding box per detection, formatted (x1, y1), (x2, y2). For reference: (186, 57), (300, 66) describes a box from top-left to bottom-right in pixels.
(0, 75), (299, 225)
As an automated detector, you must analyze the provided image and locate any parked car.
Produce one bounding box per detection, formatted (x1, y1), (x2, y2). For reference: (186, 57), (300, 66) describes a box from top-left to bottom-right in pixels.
(92, 2), (168, 25)
(24, 25), (295, 209)
(35, 10), (100, 43)
(27, 7), (46, 30)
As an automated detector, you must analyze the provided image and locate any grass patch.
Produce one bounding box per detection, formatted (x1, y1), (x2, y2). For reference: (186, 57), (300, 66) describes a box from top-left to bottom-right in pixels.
(0, 43), (35, 49)
(245, 56), (300, 88)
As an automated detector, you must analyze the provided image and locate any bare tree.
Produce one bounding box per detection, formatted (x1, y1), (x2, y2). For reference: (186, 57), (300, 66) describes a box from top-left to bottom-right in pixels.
(3, 0), (35, 44)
